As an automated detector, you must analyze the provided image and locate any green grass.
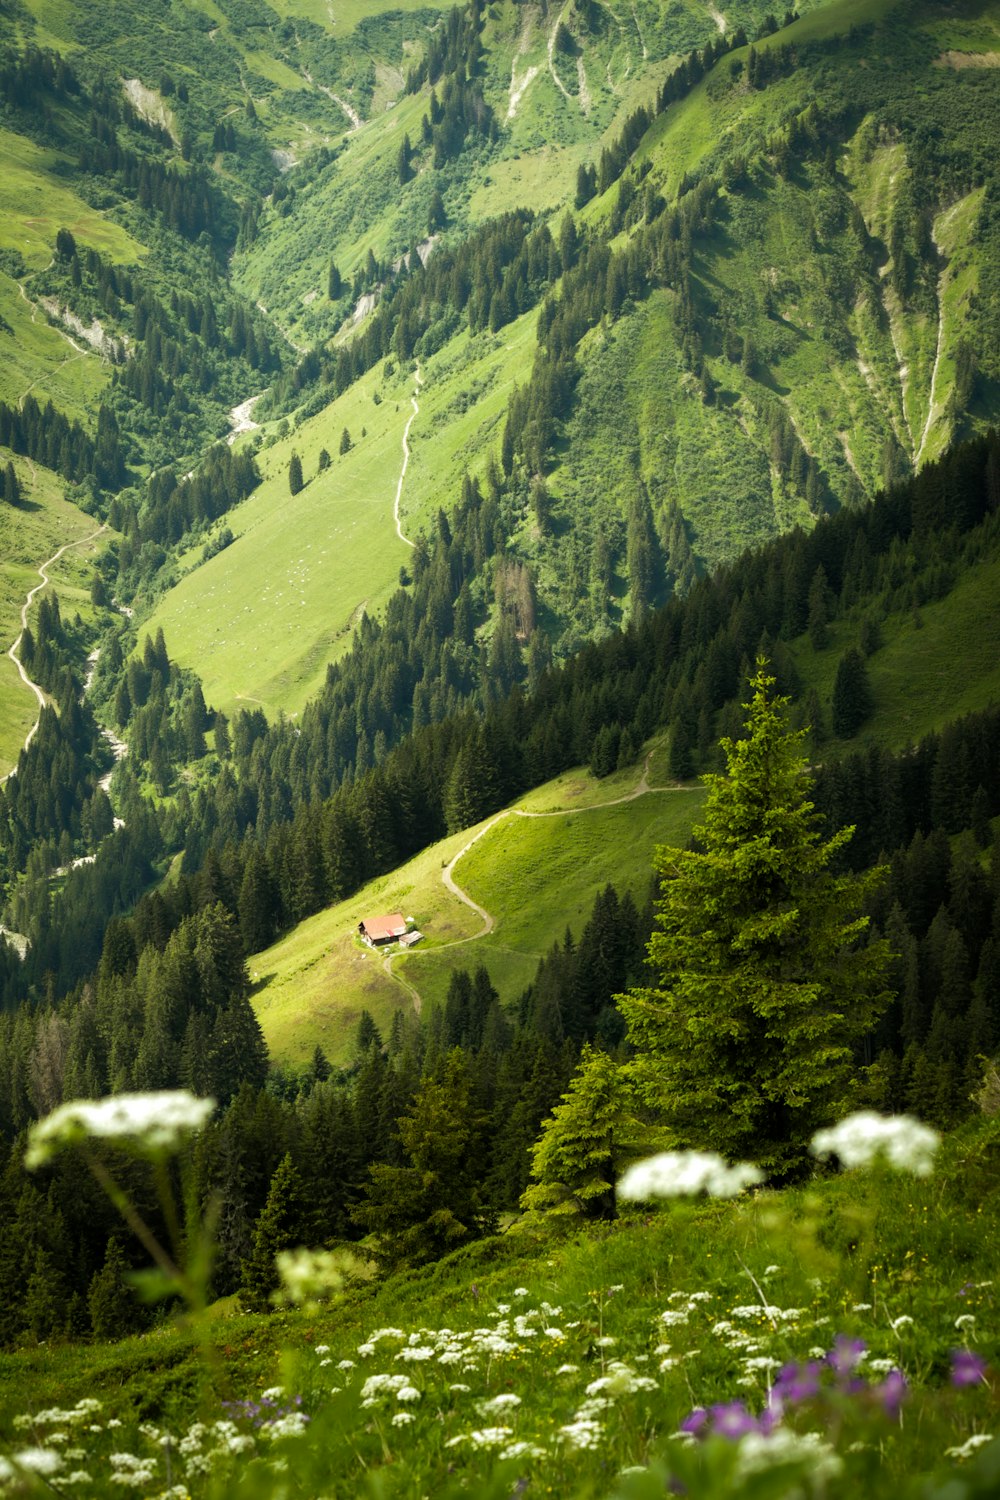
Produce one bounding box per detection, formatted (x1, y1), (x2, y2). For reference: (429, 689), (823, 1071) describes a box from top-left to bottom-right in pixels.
(144, 308), (537, 719)
(791, 546), (1000, 750)
(0, 463), (110, 774)
(1, 1124), (997, 1498)
(251, 748), (704, 1067)
(0, 128), (143, 270)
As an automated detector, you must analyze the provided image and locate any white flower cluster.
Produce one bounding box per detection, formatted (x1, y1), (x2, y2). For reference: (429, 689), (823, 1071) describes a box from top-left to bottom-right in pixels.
(617, 1151), (764, 1201)
(26, 1091), (215, 1168)
(13, 1399), (101, 1430)
(0, 1449), (63, 1484)
(734, 1428), (844, 1485)
(274, 1248), (347, 1307)
(810, 1112), (940, 1177)
(360, 1374), (421, 1407)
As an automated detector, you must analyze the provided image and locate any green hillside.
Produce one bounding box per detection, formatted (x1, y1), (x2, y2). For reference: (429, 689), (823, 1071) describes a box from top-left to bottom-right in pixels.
(251, 741), (702, 1066)
(1, 1120), (998, 1499)
(124, 0), (1000, 721)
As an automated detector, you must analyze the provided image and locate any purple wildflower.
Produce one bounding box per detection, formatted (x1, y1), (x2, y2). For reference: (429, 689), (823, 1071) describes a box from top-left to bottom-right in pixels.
(770, 1360), (823, 1411)
(679, 1408), (708, 1436)
(708, 1402), (761, 1439)
(874, 1368), (908, 1419)
(951, 1349), (988, 1388)
(827, 1335), (867, 1377)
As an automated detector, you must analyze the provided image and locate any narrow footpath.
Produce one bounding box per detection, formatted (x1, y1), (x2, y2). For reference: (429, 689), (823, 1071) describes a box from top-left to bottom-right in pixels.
(394, 364), (422, 549)
(2, 523), (108, 781)
(381, 752), (698, 1010)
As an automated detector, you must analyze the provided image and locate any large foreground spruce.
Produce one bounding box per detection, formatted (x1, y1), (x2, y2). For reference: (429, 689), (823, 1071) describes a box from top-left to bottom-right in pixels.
(617, 666), (891, 1180)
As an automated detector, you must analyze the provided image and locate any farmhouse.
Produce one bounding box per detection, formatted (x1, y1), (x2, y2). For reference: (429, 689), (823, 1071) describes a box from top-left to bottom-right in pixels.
(358, 913), (409, 947)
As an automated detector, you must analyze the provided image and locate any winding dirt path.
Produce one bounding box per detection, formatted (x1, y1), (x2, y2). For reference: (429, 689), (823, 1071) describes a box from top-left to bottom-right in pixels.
(393, 364), (422, 549)
(2, 523), (108, 781)
(381, 752), (698, 1009)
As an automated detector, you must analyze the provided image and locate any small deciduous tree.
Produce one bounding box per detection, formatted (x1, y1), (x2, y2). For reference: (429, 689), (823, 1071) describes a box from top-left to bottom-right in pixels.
(617, 665), (892, 1180)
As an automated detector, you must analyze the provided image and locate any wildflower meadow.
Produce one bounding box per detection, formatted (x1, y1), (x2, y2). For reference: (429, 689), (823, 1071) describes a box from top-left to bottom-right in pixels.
(1, 1097), (999, 1498)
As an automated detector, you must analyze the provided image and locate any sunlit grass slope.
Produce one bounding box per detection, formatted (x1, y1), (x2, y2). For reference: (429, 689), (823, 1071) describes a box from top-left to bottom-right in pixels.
(791, 545), (1000, 752)
(0, 462), (111, 773)
(1, 1126), (997, 1500)
(252, 746), (703, 1067)
(144, 308), (538, 719)
(0, 126), (141, 417)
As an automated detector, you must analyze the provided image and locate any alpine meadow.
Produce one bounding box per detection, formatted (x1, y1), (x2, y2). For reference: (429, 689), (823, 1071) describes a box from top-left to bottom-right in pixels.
(2, 0), (1000, 1495)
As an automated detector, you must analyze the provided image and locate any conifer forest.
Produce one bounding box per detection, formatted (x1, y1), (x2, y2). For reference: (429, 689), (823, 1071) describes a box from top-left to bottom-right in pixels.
(1, 1), (1000, 1496)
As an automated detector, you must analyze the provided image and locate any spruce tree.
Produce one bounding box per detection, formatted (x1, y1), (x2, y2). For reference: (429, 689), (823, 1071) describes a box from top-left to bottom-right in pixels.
(521, 1046), (650, 1219)
(831, 646), (873, 738)
(617, 665), (892, 1179)
(240, 1154), (306, 1312)
(288, 452), (303, 495)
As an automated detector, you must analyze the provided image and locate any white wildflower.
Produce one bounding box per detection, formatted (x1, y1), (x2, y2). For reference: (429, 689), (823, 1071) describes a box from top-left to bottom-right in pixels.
(764, 1265), (780, 1276)
(810, 1112), (939, 1177)
(595, 1335), (617, 1348)
(543, 1327), (565, 1339)
(956, 1314), (977, 1330)
(397, 1386), (421, 1403)
(395, 1345), (434, 1361)
(477, 1394), (521, 1415)
(852, 1303), (873, 1312)
(556, 1365), (579, 1375)
(618, 1150), (763, 1201)
(744, 1357), (781, 1371)
(735, 1428), (843, 1483)
(391, 1412), (415, 1427)
(0, 1448), (63, 1480)
(337, 1360), (355, 1371)
(513, 1287), (529, 1297)
(26, 1091), (214, 1168)
(560, 1417), (604, 1450)
(891, 1316), (914, 1331)
(261, 1413), (309, 1441)
(946, 1434), (994, 1460)
(501, 1441), (546, 1460)
(449, 1383), (471, 1393)
(314, 1344), (330, 1355)
(261, 1388), (283, 1401)
(274, 1247), (346, 1307)
(868, 1359), (901, 1374)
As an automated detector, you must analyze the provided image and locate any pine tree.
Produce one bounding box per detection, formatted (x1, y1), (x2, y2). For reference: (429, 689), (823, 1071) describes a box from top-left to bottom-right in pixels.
(288, 452), (303, 496)
(240, 1154), (306, 1312)
(521, 1046), (651, 1219)
(89, 1238), (142, 1340)
(352, 1053), (492, 1269)
(617, 665), (892, 1179)
(831, 646), (873, 738)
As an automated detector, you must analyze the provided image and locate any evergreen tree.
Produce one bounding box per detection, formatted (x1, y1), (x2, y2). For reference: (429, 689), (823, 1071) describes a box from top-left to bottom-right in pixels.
(339, 428), (352, 455)
(617, 665), (892, 1179)
(288, 452), (304, 496)
(831, 647), (873, 738)
(352, 1053), (492, 1269)
(88, 1238), (142, 1340)
(521, 1046), (650, 1219)
(240, 1153), (306, 1312)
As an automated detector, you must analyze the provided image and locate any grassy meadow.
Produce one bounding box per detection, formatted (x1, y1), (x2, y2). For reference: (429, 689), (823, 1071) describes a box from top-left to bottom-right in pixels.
(0, 467), (109, 774)
(143, 307), (538, 719)
(0, 1120), (997, 1498)
(251, 747), (704, 1067)
(790, 545), (1000, 751)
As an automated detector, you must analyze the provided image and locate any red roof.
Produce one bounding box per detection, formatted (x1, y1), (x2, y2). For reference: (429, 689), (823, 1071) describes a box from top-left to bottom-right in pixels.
(360, 914), (408, 941)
